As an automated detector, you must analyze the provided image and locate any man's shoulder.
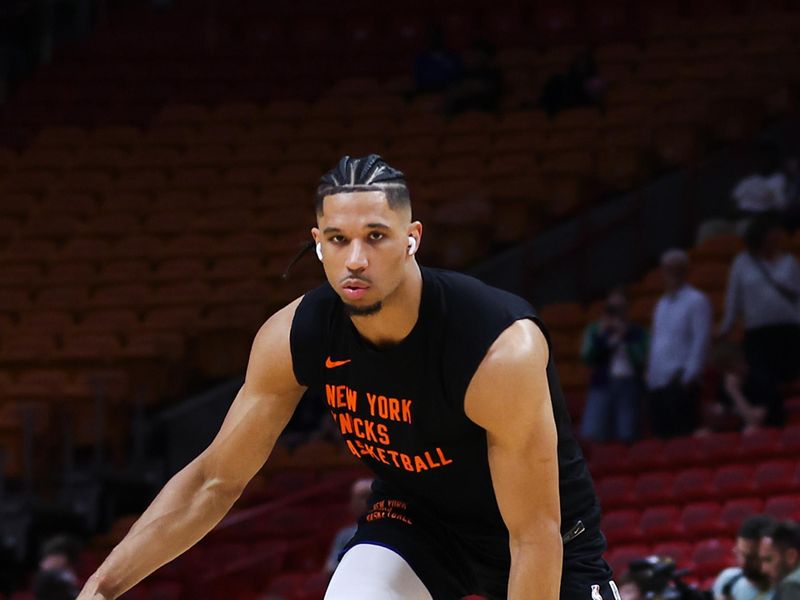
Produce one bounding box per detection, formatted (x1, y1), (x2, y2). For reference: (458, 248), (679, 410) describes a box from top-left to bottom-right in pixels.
(292, 282), (337, 323)
(424, 266), (533, 317)
(683, 284), (712, 307)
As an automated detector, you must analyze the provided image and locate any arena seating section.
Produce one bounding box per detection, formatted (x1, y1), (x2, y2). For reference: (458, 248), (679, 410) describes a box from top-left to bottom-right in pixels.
(1, 0), (800, 597)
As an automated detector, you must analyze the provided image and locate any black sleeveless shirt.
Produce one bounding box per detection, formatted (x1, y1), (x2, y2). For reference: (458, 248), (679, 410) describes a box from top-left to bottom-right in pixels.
(290, 267), (602, 554)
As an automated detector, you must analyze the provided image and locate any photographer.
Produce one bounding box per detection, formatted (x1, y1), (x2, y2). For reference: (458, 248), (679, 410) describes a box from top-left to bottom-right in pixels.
(580, 288), (648, 443)
(33, 535), (82, 600)
(629, 555), (712, 600)
(713, 515), (775, 600)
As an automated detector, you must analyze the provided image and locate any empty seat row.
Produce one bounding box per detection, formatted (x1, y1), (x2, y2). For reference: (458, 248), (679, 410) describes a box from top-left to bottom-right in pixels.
(589, 428), (800, 475)
(602, 495), (800, 547)
(597, 460), (800, 509)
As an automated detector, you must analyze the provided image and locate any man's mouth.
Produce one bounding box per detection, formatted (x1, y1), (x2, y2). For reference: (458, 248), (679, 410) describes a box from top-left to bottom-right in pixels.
(342, 278), (369, 300)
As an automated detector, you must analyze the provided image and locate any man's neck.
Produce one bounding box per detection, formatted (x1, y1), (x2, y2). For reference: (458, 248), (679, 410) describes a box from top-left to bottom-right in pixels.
(350, 264), (423, 347)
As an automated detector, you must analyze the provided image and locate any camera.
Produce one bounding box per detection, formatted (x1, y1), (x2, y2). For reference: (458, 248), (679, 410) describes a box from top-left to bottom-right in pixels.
(628, 555), (711, 600)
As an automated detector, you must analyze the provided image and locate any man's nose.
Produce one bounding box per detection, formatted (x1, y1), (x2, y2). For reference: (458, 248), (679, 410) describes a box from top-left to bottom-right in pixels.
(345, 241), (368, 271)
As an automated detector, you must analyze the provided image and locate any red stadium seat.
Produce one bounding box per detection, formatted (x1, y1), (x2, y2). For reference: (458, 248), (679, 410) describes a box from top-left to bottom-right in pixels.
(58, 332), (123, 361)
(77, 309), (140, 335)
(606, 544), (650, 577)
(681, 502), (725, 540)
(640, 505), (683, 540)
(739, 429), (782, 461)
(652, 541), (694, 567)
(596, 476), (637, 511)
(691, 538), (732, 578)
(90, 282), (152, 309)
(587, 444), (631, 477)
(713, 464), (757, 497)
(635, 472), (676, 506)
(720, 499), (764, 536)
(601, 509), (643, 546)
(779, 425), (800, 454)
(18, 309), (76, 332)
(45, 261), (96, 285)
(754, 460), (798, 494)
(673, 468), (717, 503)
(764, 495), (800, 521)
(152, 258), (207, 283)
(695, 431), (742, 464)
(34, 285), (91, 310)
(627, 439), (667, 472)
(96, 259), (152, 284)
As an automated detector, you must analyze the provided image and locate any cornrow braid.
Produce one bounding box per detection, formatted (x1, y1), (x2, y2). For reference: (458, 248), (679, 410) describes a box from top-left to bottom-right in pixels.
(315, 154), (410, 214)
(284, 155), (412, 279)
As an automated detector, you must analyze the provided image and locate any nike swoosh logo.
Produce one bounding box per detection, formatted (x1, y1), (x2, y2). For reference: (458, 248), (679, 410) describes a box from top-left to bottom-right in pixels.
(325, 357), (352, 368)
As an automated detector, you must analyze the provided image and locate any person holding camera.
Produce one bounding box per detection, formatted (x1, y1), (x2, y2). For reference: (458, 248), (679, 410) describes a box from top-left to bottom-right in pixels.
(580, 288), (648, 443)
(714, 515), (775, 600)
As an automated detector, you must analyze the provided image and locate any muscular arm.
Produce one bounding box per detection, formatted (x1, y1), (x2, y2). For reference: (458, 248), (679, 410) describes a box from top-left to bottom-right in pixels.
(465, 319), (562, 600)
(78, 299), (307, 599)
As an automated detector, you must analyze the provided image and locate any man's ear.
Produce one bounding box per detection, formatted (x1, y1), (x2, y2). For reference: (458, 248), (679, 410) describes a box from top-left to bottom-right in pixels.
(788, 548), (800, 568)
(311, 227), (320, 244)
(408, 221), (423, 253)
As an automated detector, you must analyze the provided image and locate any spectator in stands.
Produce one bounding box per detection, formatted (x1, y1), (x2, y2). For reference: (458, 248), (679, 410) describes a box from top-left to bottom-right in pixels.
(538, 49), (607, 117)
(579, 288), (647, 443)
(413, 24), (462, 95)
(323, 478), (373, 577)
(714, 515), (775, 600)
(33, 535), (82, 600)
(731, 146), (799, 224)
(646, 249), (712, 438)
(711, 342), (784, 430)
(445, 38), (504, 115)
(759, 521), (800, 600)
(718, 215), (800, 386)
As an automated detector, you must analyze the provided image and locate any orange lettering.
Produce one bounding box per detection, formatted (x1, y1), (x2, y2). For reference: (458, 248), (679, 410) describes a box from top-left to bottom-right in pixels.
(424, 451), (441, 468)
(345, 439), (360, 458)
(436, 447), (453, 465)
(362, 419), (376, 442)
(338, 413), (353, 435)
(335, 385), (345, 408)
(388, 397), (400, 421)
(400, 453), (414, 472)
(325, 384), (336, 408)
(377, 423), (390, 445)
(361, 442), (379, 461)
(402, 399), (412, 423)
(414, 456), (429, 472)
(346, 387), (357, 412)
(377, 395), (389, 419)
(387, 449), (401, 468)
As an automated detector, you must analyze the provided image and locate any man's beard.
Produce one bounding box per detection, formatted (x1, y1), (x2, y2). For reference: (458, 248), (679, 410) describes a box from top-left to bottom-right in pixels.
(344, 301), (383, 317)
(743, 564), (769, 587)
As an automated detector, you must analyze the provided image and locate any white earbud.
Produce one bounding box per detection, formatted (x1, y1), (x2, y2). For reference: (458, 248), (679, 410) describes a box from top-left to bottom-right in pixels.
(407, 236), (417, 256)
(315, 242), (323, 261)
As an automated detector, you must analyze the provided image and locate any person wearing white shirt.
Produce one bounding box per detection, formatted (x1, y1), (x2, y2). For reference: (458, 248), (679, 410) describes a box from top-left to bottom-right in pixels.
(646, 249), (712, 438)
(718, 216), (800, 384)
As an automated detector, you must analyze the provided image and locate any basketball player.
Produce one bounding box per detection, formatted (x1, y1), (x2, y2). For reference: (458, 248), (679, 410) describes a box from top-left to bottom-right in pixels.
(77, 155), (617, 600)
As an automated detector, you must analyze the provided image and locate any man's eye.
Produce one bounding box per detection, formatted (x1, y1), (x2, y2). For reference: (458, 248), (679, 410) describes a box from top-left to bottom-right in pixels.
(331, 236), (345, 243)
(369, 232), (384, 241)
